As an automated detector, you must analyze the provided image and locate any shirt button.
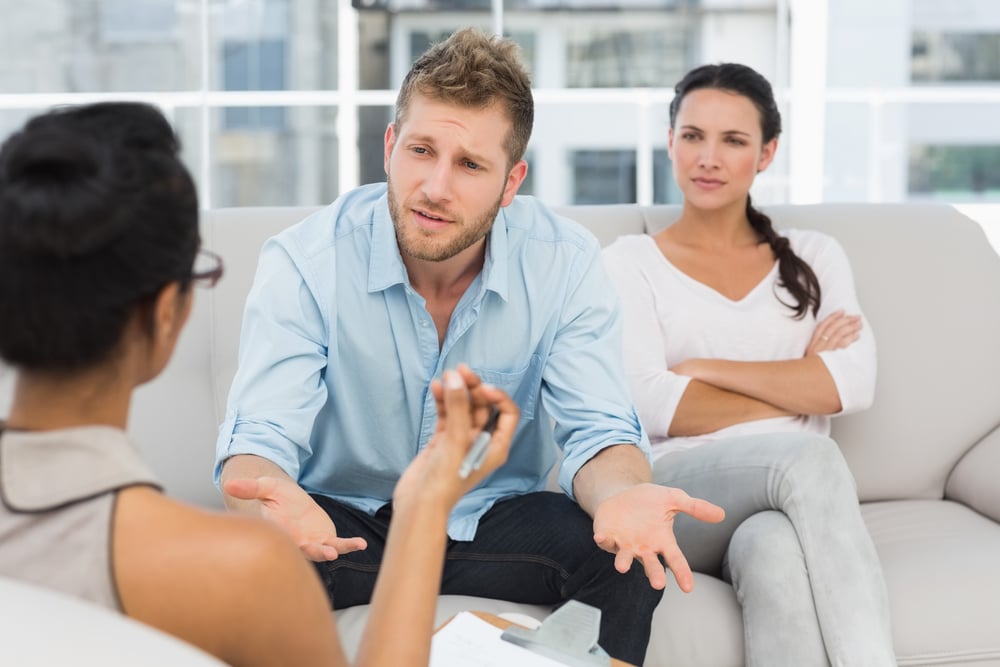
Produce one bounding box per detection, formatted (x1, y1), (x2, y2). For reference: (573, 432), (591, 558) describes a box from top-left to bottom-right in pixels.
(421, 320), (428, 327)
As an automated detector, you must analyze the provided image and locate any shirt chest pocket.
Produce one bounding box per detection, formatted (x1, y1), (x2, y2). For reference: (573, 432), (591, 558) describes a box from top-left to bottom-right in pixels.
(471, 353), (543, 422)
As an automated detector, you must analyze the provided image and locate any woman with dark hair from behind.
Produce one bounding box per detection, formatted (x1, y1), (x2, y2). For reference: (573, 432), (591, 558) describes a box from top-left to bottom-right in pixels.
(602, 64), (895, 665)
(0, 102), (517, 667)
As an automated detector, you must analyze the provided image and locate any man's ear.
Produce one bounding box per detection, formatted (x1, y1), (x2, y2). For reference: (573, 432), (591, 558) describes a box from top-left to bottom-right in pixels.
(384, 123), (397, 175)
(500, 160), (529, 207)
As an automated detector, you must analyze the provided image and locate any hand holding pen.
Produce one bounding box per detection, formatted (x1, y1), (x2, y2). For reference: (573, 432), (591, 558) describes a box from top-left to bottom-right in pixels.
(459, 405), (501, 479)
(393, 364), (519, 509)
(434, 364), (519, 484)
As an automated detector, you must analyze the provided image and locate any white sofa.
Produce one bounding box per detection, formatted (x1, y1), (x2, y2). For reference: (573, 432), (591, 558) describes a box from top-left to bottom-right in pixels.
(3, 202), (1000, 666)
(0, 576), (227, 666)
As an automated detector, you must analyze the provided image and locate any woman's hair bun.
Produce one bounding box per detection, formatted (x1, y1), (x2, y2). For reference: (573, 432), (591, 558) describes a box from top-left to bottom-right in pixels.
(0, 120), (131, 258)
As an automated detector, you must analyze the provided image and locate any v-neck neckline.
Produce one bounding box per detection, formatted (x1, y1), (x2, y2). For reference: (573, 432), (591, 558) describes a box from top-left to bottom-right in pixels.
(642, 235), (779, 306)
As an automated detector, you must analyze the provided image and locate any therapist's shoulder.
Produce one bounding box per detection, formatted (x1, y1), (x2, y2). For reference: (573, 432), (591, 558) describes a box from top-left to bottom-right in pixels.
(113, 487), (308, 597)
(112, 488), (334, 663)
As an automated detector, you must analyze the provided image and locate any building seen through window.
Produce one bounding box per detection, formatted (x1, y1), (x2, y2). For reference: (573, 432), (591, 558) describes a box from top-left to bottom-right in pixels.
(909, 145), (1000, 199)
(911, 32), (1000, 83)
(0, 1), (999, 207)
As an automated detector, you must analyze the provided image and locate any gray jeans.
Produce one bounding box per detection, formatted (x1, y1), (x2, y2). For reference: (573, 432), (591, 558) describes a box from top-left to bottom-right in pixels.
(653, 432), (896, 667)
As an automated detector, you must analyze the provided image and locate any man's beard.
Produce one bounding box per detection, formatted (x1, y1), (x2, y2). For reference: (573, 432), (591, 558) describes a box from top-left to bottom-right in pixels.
(387, 177), (503, 263)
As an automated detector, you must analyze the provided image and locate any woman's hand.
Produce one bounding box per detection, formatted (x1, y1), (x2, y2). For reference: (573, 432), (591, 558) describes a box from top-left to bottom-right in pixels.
(392, 365), (518, 511)
(806, 310), (862, 356)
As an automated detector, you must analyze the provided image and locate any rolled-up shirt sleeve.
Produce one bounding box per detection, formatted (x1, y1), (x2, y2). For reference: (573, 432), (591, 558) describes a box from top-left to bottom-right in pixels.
(544, 239), (650, 499)
(214, 235), (331, 484)
(812, 236), (877, 415)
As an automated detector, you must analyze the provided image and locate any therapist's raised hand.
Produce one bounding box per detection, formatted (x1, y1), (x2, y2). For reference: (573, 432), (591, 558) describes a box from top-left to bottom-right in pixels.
(593, 483), (725, 592)
(223, 475), (367, 562)
(393, 367), (518, 511)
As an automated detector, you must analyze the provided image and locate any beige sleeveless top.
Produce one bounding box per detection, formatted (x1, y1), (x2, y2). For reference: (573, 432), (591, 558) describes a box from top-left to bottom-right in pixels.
(0, 425), (161, 610)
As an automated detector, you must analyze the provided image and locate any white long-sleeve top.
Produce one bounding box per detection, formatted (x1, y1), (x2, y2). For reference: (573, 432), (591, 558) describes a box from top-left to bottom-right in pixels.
(602, 229), (876, 460)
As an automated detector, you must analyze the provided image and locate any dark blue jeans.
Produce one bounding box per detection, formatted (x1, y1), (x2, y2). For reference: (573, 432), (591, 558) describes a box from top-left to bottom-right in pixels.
(311, 491), (661, 665)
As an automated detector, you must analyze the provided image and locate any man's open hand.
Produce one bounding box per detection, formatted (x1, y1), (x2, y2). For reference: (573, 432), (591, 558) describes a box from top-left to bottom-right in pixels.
(224, 475), (367, 562)
(592, 483), (724, 591)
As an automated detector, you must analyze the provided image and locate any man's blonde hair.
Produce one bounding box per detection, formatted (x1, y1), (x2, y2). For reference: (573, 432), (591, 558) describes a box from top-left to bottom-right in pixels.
(394, 28), (534, 169)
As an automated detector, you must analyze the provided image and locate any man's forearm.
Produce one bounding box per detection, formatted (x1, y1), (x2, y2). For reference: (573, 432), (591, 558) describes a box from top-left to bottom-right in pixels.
(572, 444), (652, 518)
(219, 454), (294, 514)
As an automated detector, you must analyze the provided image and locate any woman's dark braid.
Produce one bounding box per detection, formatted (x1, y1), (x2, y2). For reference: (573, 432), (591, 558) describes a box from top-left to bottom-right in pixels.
(746, 195), (820, 319)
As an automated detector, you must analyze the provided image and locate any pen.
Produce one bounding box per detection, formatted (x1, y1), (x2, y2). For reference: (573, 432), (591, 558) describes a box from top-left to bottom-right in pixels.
(458, 405), (501, 479)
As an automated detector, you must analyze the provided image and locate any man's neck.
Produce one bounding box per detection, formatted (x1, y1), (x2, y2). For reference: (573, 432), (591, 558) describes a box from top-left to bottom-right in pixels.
(403, 239), (488, 349)
(404, 238), (487, 303)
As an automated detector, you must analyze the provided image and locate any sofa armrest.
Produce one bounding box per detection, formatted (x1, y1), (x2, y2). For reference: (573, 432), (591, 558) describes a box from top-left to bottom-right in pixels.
(946, 425), (1000, 523)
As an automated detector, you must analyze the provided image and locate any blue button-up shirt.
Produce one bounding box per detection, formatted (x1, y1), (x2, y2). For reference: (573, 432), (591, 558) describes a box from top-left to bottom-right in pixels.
(215, 183), (649, 540)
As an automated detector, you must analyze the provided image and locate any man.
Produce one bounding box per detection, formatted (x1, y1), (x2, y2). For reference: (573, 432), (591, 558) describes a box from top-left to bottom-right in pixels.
(216, 27), (723, 665)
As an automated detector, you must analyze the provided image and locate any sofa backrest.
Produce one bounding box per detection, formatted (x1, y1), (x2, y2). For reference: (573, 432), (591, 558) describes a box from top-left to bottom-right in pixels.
(555, 203), (1000, 504)
(4, 202), (999, 510)
(639, 204), (1000, 504)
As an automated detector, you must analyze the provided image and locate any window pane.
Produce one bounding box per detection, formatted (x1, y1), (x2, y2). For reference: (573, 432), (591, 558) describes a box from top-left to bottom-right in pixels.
(565, 22), (692, 88)
(0, 0), (199, 92)
(572, 150), (636, 204)
(909, 145), (1000, 200)
(210, 0), (338, 92)
(359, 13), (391, 91)
(100, 0), (177, 42)
(912, 32), (1000, 83)
(222, 40), (288, 130)
(653, 148), (683, 205)
(360, 105), (393, 185)
(205, 106), (340, 207)
(407, 29), (536, 76)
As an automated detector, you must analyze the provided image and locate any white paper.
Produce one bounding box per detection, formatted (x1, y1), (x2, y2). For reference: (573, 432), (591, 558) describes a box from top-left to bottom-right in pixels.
(430, 612), (570, 667)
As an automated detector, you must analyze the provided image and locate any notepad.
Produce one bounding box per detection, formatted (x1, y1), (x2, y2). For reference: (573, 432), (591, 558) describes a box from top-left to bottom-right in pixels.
(430, 612), (570, 667)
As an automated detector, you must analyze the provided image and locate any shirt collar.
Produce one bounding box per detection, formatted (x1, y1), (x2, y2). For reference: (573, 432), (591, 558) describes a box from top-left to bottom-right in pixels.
(482, 206), (510, 302)
(367, 192), (510, 303)
(367, 192), (409, 293)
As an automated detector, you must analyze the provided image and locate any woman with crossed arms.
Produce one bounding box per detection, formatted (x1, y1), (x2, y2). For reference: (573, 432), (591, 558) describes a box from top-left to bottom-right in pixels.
(603, 63), (895, 665)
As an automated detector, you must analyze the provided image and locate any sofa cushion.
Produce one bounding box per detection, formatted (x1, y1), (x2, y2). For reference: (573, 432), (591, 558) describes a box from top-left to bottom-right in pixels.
(649, 573), (744, 667)
(864, 500), (1000, 666)
(947, 426), (1000, 524)
(332, 577), (745, 667)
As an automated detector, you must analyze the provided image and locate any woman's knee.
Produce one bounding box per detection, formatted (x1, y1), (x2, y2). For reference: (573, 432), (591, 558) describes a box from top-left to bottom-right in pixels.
(779, 434), (855, 492)
(725, 511), (805, 585)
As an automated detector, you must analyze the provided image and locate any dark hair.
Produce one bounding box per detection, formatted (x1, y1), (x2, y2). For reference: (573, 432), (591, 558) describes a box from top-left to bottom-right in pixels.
(0, 102), (200, 372)
(395, 27), (534, 170)
(669, 63), (820, 319)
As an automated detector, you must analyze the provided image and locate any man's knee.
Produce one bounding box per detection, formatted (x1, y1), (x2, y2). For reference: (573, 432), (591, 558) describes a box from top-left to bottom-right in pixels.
(576, 547), (664, 605)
